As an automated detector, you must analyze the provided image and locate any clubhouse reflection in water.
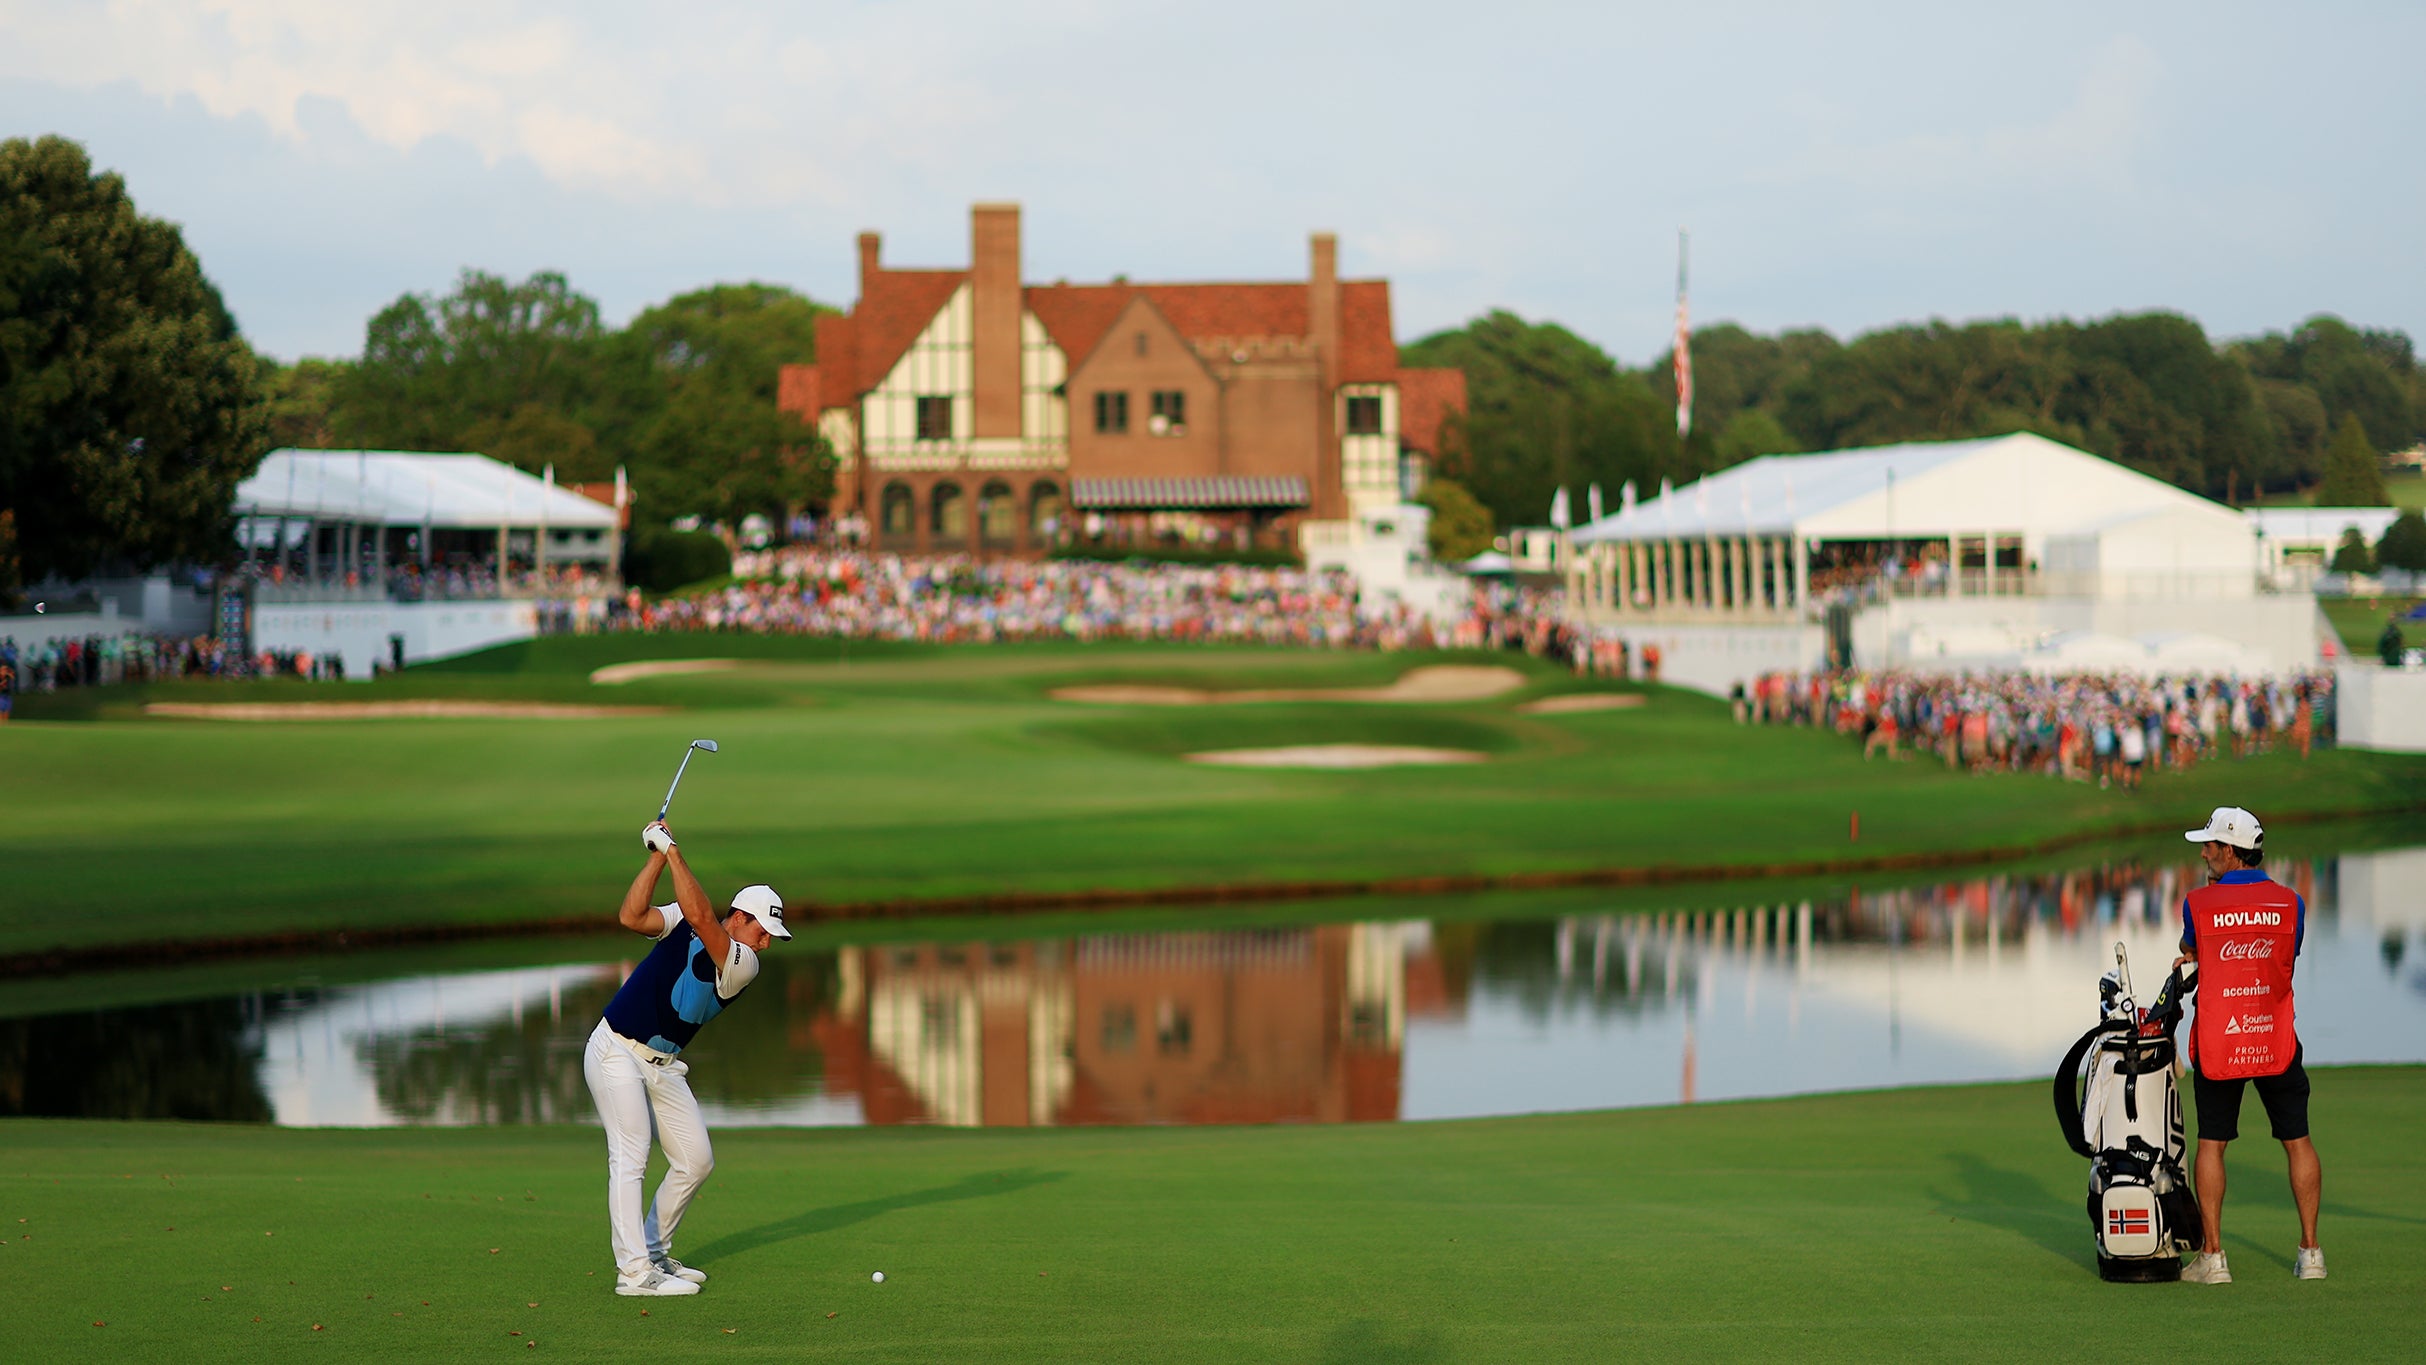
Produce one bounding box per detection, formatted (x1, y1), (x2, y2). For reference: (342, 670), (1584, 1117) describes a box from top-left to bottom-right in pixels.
(811, 925), (1427, 1126)
(2, 850), (2411, 1125)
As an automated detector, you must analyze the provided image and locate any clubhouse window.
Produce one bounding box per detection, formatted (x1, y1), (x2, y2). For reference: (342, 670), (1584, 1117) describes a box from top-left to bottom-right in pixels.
(1156, 1001), (1193, 1056)
(1101, 1002), (1137, 1054)
(1094, 390), (1130, 434)
(915, 395), (952, 441)
(1344, 394), (1384, 436)
(1150, 389), (1186, 436)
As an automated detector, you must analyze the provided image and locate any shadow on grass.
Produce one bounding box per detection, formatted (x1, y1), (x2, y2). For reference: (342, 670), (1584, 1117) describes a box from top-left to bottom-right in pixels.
(1932, 1152), (2094, 1270)
(1318, 1319), (1449, 1365)
(685, 1167), (1067, 1263)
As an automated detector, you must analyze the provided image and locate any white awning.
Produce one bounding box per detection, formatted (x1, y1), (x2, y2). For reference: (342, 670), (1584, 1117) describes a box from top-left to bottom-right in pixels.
(1571, 432), (2243, 550)
(235, 450), (618, 530)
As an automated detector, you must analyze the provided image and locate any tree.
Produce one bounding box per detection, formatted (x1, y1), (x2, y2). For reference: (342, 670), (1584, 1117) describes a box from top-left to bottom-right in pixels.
(2313, 414), (2389, 506)
(331, 269), (607, 462)
(259, 357), (344, 450)
(1400, 311), (1674, 531)
(2378, 510), (2426, 573)
(1713, 408), (1799, 466)
(0, 135), (267, 583)
(612, 283), (834, 529)
(1418, 477), (1494, 561)
(2328, 527), (2375, 575)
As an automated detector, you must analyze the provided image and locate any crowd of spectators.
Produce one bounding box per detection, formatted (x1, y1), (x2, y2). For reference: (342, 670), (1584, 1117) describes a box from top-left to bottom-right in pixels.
(1737, 668), (2333, 787)
(0, 632), (351, 702)
(636, 547), (1562, 654)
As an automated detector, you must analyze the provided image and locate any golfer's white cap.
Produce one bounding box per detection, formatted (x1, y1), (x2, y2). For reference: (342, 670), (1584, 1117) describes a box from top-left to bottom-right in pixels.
(729, 884), (793, 940)
(2185, 806), (2263, 851)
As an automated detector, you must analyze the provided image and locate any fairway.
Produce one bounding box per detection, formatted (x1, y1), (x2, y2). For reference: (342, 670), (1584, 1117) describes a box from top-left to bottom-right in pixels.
(5, 1070), (2418, 1363)
(6, 638), (2423, 961)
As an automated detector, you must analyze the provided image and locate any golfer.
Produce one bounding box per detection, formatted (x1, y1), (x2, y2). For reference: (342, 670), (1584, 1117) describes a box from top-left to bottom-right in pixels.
(584, 819), (791, 1296)
(2171, 806), (2324, 1284)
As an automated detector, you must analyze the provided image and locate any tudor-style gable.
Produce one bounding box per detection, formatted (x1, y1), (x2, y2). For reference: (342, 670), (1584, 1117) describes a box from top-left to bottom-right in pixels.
(1064, 295), (1225, 482)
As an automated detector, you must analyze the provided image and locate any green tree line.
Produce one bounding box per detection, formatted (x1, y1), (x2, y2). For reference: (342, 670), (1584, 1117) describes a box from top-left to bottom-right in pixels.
(1406, 309), (2426, 532)
(2, 134), (832, 596)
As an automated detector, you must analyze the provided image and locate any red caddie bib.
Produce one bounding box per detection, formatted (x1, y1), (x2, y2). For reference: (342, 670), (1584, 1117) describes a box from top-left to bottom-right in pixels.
(2185, 879), (2300, 1080)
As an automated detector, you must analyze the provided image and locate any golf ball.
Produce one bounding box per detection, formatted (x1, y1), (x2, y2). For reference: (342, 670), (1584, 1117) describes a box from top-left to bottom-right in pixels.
(871, 1272), (885, 1283)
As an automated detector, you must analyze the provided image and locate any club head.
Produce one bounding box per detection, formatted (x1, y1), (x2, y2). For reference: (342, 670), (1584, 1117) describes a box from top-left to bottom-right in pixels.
(691, 739), (719, 753)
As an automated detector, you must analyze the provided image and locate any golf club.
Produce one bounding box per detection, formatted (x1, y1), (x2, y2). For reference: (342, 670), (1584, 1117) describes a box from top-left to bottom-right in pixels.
(656, 738), (720, 822)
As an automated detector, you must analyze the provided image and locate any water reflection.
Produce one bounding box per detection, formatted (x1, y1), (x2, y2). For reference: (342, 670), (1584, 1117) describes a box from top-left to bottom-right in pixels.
(3, 848), (2419, 1127)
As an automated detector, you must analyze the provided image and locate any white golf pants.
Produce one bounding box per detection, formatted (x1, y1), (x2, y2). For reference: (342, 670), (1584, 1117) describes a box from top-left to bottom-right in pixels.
(584, 1020), (714, 1276)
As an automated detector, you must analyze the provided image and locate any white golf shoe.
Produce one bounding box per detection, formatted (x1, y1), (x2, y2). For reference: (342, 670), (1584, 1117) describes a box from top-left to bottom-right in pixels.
(2294, 1247), (2326, 1280)
(653, 1255), (708, 1285)
(615, 1267), (702, 1297)
(2179, 1251), (2231, 1284)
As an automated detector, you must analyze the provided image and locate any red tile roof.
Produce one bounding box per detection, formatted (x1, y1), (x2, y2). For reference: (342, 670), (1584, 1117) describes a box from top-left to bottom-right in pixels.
(1396, 366), (1469, 457)
(829, 268), (967, 406)
(825, 266), (1404, 407)
(1335, 281), (1397, 384)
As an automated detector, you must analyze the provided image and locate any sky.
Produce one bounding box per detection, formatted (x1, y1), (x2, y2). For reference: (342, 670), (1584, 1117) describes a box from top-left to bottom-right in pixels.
(4, 1), (2421, 366)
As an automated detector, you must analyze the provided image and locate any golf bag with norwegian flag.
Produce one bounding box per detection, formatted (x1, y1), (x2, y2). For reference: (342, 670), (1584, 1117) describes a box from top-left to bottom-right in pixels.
(2054, 944), (2201, 1283)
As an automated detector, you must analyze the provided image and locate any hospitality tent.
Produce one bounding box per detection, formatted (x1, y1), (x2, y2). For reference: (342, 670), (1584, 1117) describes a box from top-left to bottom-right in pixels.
(234, 449), (620, 578)
(1567, 432), (2256, 617)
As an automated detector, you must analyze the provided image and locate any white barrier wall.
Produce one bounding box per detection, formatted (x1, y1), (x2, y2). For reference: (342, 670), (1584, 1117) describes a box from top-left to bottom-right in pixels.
(2333, 663), (2426, 754)
(251, 598), (539, 677)
(1595, 621), (1826, 697)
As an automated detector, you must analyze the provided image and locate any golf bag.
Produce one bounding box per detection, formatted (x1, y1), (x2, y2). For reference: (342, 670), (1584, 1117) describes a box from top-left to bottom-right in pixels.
(2053, 946), (2201, 1283)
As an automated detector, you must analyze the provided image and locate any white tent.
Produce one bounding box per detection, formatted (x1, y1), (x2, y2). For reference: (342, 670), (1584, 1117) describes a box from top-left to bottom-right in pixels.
(1572, 432), (2243, 553)
(236, 449), (616, 530)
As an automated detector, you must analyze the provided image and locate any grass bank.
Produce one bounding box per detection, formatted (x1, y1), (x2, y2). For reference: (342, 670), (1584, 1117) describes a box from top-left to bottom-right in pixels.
(3, 1069), (2418, 1363)
(6, 638), (2423, 961)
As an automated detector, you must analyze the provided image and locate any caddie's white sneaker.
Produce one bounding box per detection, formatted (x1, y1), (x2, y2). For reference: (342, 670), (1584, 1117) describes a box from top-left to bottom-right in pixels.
(615, 1267), (701, 1297)
(2180, 1251), (2232, 1284)
(2294, 1247), (2326, 1280)
(653, 1255), (707, 1285)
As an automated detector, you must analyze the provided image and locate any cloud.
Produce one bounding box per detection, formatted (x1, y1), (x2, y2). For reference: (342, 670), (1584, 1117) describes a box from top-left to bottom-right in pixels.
(1, 1), (2418, 363)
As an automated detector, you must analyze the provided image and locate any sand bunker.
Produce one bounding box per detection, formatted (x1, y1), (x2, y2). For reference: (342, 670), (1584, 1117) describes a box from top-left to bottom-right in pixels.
(146, 701), (668, 721)
(590, 659), (744, 685)
(1185, 744), (1489, 769)
(1054, 664), (1525, 707)
(1517, 693), (1646, 715)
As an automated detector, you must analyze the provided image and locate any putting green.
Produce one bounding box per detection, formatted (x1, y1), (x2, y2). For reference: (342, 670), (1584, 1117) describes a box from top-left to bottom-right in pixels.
(5, 637), (2422, 959)
(4, 1069), (2418, 1362)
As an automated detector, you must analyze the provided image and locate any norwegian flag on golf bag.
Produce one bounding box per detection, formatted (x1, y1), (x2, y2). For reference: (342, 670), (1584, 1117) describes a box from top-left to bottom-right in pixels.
(2108, 1207), (2152, 1238)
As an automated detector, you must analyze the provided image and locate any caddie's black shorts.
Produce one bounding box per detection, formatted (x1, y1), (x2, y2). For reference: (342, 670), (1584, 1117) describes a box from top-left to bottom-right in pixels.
(2193, 1045), (2310, 1143)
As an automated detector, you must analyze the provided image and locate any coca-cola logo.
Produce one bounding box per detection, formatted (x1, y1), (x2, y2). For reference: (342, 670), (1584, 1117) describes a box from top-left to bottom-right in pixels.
(2216, 940), (2277, 962)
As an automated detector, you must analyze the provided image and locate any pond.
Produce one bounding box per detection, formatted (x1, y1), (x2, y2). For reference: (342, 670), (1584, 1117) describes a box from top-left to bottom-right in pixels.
(3, 845), (2420, 1127)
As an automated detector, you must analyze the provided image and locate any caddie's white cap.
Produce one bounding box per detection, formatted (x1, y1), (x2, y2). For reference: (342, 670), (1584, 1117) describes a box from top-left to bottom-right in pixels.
(729, 884), (793, 940)
(2185, 806), (2263, 850)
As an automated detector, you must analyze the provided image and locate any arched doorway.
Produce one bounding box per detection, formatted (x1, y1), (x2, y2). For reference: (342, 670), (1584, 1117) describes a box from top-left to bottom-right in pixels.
(930, 481), (966, 541)
(1029, 480), (1065, 543)
(880, 482), (916, 545)
(978, 480), (1017, 547)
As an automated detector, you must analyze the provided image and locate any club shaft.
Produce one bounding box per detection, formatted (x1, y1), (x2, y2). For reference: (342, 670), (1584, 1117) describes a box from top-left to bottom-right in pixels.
(658, 748), (697, 822)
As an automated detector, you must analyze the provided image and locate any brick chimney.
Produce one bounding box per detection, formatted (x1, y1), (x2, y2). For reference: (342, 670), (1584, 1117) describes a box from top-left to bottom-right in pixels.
(1309, 231), (1339, 387)
(971, 203), (1022, 440)
(857, 231), (882, 304)
(1309, 231), (1343, 518)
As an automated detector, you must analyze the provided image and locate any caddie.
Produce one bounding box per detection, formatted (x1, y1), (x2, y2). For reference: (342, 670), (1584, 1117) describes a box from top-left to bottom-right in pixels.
(584, 818), (791, 1296)
(2171, 806), (2324, 1285)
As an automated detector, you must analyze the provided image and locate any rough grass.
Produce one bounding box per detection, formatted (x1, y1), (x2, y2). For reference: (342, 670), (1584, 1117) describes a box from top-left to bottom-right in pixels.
(5, 638), (2423, 958)
(4, 1068), (2418, 1363)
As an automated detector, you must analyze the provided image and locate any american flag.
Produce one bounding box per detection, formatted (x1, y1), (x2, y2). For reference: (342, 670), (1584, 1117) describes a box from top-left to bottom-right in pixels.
(2108, 1207), (2152, 1237)
(1673, 229), (1692, 440)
